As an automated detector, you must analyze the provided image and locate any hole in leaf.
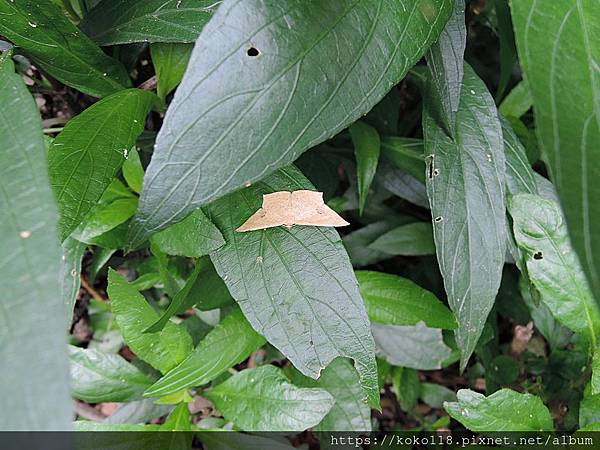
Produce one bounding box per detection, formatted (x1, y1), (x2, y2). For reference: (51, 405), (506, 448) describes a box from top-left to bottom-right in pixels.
(533, 251), (543, 260)
(247, 47), (260, 57)
(426, 155), (435, 179)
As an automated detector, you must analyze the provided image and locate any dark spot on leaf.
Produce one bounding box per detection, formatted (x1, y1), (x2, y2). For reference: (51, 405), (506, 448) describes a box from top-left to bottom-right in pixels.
(533, 251), (543, 260)
(426, 155), (435, 179)
(247, 47), (260, 57)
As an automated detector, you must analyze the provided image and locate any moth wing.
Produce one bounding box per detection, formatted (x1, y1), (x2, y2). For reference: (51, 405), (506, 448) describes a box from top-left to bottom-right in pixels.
(292, 190), (349, 227)
(236, 191), (292, 232)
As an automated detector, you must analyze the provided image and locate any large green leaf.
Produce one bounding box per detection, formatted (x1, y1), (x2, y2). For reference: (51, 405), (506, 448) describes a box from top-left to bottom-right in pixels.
(0, 0), (129, 97)
(107, 269), (193, 374)
(511, 0), (600, 301)
(69, 345), (153, 403)
(144, 308), (265, 397)
(426, 0), (466, 133)
(48, 89), (156, 240)
(205, 166), (380, 409)
(151, 43), (193, 102)
(356, 271), (456, 329)
(369, 221), (435, 256)
(350, 121), (381, 215)
(371, 322), (451, 370)
(151, 208), (225, 257)
(289, 358), (372, 433)
(444, 389), (553, 431)
(129, 0), (452, 244)
(509, 194), (600, 348)
(207, 365), (334, 431)
(0, 53), (71, 430)
(82, 0), (218, 45)
(423, 64), (506, 369)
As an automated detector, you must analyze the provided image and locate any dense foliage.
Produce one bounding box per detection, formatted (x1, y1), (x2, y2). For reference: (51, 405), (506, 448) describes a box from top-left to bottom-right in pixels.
(1, 0), (599, 441)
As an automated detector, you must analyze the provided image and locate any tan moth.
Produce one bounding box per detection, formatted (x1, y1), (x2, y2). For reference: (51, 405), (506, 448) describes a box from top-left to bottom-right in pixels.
(236, 190), (349, 232)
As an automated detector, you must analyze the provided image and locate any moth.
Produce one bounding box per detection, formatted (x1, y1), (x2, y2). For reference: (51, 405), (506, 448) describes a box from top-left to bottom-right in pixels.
(236, 190), (349, 232)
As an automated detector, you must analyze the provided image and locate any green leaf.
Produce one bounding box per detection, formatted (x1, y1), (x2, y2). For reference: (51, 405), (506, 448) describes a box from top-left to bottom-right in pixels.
(426, 0), (466, 133)
(420, 382), (456, 408)
(508, 194), (600, 348)
(0, 52), (72, 430)
(207, 365), (334, 432)
(289, 358), (372, 432)
(0, 0), (129, 97)
(151, 242), (183, 298)
(151, 43), (193, 102)
(206, 166), (380, 409)
(378, 162), (429, 208)
(73, 421), (160, 431)
(511, 0), (600, 301)
(49, 89), (156, 240)
(82, 0), (218, 45)
(61, 237), (86, 320)
(498, 80), (532, 119)
(342, 220), (401, 267)
(160, 404), (194, 450)
(520, 275), (572, 351)
(144, 262), (204, 333)
(356, 270), (456, 329)
(380, 137), (425, 182)
(369, 222), (435, 256)
(72, 197), (138, 243)
(444, 388), (553, 431)
(580, 384), (600, 429)
(107, 269), (193, 374)
(131, 272), (163, 291)
(162, 402), (192, 430)
(592, 352), (600, 395)
(502, 116), (538, 197)
(122, 147), (145, 194)
(144, 308), (265, 397)
(69, 345), (153, 403)
(391, 367), (421, 412)
(183, 258), (236, 311)
(152, 208), (225, 257)
(371, 322), (451, 370)
(423, 64), (507, 369)
(129, 0), (453, 244)
(349, 121), (381, 215)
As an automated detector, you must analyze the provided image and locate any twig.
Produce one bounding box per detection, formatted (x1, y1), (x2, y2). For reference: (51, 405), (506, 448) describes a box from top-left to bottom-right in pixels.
(80, 275), (106, 302)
